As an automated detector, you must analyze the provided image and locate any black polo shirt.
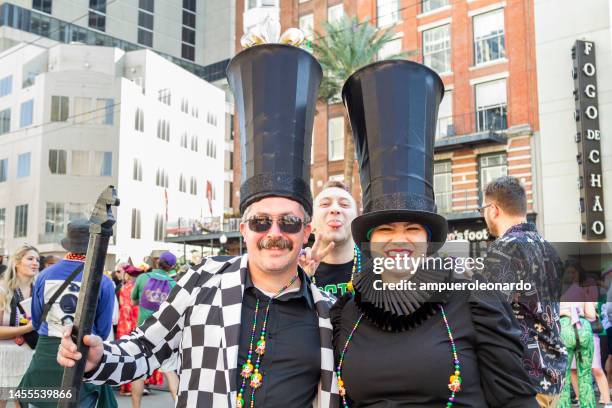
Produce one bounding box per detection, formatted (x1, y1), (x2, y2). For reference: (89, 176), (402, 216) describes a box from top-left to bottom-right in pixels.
(236, 269), (321, 408)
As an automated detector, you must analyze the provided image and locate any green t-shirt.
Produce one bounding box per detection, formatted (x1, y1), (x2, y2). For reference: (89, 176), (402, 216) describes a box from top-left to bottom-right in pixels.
(132, 269), (177, 325)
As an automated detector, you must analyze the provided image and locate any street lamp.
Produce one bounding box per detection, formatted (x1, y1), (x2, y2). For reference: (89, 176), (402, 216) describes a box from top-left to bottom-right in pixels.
(219, 234), (228, 245)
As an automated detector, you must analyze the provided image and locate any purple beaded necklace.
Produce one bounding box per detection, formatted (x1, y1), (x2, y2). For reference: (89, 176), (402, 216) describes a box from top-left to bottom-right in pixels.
(336, 305), (462, 407)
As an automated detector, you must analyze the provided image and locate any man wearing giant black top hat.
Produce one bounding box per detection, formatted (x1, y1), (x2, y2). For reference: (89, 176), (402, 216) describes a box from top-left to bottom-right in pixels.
(329, 60), (539, 407)
(56, 29), (339, 408)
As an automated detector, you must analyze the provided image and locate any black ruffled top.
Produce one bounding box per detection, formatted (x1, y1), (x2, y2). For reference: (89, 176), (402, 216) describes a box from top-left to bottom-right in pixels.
(330, 266), (538, 408)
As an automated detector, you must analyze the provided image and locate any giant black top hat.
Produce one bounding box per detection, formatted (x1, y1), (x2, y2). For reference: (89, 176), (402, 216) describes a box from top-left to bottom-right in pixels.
(342, 60), (448, 253)
(227, 44), (322, 216)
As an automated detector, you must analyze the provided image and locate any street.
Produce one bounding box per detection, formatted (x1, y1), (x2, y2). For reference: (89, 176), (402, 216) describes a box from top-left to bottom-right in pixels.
(115, 387), (175, 408)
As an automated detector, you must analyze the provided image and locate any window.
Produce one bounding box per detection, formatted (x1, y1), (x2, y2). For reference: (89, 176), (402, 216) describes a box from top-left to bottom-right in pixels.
(0, 208), (5, 241)
(139, 0), (154, 12)
(138, 28), (153, 47)
(475, 79), (507, 132)
(154, 214), (165, 241)
(20, 99), (34, 127)
(158, 89), (171, 105)
(190, 176), (197, 195)
(72, 151), (89, 176)
(0, 109), (10, 134)
(138, 12), (154, 30)
(182, 44), (195, 61)
(422, 0), (449, 13)
(48, 149), (67, 174)
(0, 76), (12, 97)
(183, 10), (196, 28)
(95, 98), (114, 125)
(131, 208), (141, 239)
(17, 153), (31, 178)
(51, 96), (69, 122)
(14, 204), (28, 238)
(436, 91), (453, 138)
(90, 0), (106, 13)
(423, 25), (451, 73)
(434, 161), (452, 213)
(328, 117), (344, 161)
(88, 10), (106, 31)
(156, 168), (169, 188)
(33, 0), (52, 13)
(181, 98), (189, 113)
(135, 108), (144, 131)
(182, 27), (195, 45)
(377, 0), (399, 27)
(94, 151), (112, 176)
(183, 0), (196, 12)
(67, 203), (92, 222)
(378, 37), (402, 60)
(191, 135), (199, 152)
(74, 97), (92, 123)
(473, 9), (505, 65)
(0, 159), (7, 182)
(299, 14), (314, 42)
(133, 158), (143, 181)
(22, 71), (38, 88)
(179, 173), (187, 192)
(479, 154), (507, 190)
(45, 202), (65, 234)
(328, 4), (343, 23)
(157, 119), (170, 142)
(181, 133), (188, 148)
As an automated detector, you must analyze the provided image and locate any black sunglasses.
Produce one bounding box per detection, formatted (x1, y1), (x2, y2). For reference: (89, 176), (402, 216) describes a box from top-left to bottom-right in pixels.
(477, 203), (492, 214)
(246, 215), (305, 234)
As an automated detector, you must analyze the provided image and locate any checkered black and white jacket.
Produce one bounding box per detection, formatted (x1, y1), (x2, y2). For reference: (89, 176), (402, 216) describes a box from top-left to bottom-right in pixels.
(85, 254), (339, 407)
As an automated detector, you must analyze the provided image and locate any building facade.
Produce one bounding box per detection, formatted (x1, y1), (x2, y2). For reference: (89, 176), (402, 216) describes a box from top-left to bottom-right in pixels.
(0, 42), (225, 263)
(233, 0), (541, 253)
(0, 0), (236, 74)
(534, 0), (611, 241)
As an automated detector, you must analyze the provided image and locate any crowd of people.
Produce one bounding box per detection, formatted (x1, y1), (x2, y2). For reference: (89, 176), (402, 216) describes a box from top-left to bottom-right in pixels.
(0, 222), (188, 407)
(1, 34), (612, 408)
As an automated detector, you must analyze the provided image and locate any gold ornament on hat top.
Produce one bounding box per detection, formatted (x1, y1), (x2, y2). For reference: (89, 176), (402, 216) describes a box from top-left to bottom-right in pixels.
(240, 15), (305, 49)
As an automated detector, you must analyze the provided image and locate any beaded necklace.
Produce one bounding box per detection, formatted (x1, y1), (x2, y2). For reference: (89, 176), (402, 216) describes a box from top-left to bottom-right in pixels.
(64, 253), (86, 262)
(336, 305), (462, 407)
(236, 273), (300, 408)
(312, 244), (361, 292)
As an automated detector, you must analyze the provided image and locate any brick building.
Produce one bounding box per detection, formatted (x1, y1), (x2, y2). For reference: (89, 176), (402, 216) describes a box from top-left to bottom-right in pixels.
(234, 0), (541, 254)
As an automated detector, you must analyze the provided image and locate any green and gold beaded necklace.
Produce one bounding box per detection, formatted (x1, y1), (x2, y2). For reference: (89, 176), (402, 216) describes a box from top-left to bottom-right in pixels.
(236, 273), (300, 408)
(336, 306), (462, 407)
(337, 247), (462, 407)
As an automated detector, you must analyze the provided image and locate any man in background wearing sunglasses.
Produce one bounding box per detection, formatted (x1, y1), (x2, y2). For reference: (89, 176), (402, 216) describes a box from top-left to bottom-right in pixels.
(57, 37), (339, 407)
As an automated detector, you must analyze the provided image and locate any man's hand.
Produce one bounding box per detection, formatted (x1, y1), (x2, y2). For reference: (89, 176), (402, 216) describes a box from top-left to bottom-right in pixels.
(299, 236), (334, 278)
(57, 326), (104, 373)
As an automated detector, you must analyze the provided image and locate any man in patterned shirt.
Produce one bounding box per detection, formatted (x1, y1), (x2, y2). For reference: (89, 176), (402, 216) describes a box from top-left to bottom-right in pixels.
(479, 176), (566, 408)
(57, 38), (339, 407)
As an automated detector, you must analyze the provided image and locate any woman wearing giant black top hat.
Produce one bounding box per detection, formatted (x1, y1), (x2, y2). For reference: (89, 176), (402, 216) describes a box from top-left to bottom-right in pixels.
(329, 60), (538, 407)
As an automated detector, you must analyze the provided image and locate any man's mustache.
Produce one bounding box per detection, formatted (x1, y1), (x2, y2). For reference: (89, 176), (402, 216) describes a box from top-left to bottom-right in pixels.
(258, 237), (294, 250)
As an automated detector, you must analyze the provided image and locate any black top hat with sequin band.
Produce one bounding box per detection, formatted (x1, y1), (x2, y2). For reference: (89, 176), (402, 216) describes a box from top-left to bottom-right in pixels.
(342, 60), (448, 254)
(227, 44), (322, 216)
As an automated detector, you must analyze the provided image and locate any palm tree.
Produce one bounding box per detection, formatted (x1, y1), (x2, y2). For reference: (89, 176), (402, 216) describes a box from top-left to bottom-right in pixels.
(312, 15), (405, 191)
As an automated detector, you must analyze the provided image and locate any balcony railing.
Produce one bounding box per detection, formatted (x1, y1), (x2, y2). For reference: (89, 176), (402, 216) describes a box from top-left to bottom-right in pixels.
(166, 217), (241, 237)
(435, 109), (508, 141)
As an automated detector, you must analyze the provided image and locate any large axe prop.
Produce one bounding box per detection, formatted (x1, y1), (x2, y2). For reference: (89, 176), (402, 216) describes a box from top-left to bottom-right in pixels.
(58, 186), (119, 408)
